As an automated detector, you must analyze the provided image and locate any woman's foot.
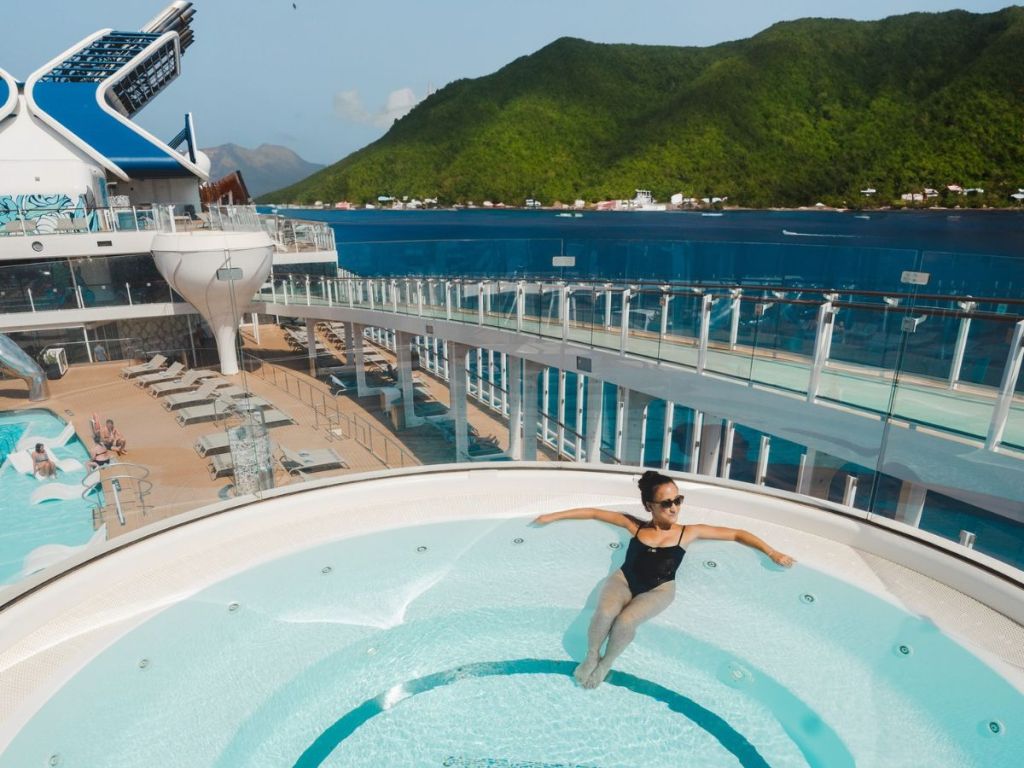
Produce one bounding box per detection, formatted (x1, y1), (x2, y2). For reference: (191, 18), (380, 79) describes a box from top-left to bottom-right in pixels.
(573, 654), (599, 686)
(583, 661), (612, 689)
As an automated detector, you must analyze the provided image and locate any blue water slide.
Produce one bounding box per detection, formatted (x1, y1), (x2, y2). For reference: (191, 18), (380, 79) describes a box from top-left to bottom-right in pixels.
(0, 334), (48, 402)
(0, 67), (17, 122)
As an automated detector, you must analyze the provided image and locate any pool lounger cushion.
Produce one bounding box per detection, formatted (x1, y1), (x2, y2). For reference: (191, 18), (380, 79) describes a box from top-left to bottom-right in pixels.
(133, 361), (185, 386)
(148, 369), (219, 396)
(278, 445), (347, 476)
(163, 383), (251, 410)
(121, 354), (167, 378)
(175, 397), (273, 426)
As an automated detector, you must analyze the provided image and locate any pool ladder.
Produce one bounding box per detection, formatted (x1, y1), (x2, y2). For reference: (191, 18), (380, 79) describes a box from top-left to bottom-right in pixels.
(82, 463), (152, 526)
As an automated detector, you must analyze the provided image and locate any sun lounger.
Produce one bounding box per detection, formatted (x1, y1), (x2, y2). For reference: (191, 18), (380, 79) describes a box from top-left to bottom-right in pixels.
(175, 397), (273, 426)
(208, 452), (236, 479)
(278, 445), (347, 476)
(162, 379), (232, 410)
(164, 384), (254, 410)
(121, 354), (167, 378)
(148, 369), (219, 396)
(194, 431), (231, 457)
(133, 361), (185, 386)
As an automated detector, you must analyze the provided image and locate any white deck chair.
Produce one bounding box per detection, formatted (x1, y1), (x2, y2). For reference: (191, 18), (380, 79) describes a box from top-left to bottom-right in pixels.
(121, 354), (167, 378)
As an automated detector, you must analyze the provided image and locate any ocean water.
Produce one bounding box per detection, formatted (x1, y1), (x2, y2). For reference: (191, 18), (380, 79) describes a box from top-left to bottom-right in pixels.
(275, 208), (1024, 295)
(3, 516), (1019, 767)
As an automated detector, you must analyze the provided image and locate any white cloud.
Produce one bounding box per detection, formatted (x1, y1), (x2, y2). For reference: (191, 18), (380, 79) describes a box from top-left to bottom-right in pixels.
(333, 87), (421, 128)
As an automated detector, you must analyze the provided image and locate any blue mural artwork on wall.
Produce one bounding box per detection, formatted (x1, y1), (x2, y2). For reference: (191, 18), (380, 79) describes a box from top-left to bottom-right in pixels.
(0, 194), (96, 232)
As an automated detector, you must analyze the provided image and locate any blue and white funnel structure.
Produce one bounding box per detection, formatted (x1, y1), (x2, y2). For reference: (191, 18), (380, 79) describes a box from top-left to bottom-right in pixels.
(151, 231), (274, 375)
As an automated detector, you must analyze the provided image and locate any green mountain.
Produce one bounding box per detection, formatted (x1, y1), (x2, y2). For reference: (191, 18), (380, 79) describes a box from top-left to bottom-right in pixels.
(262, 7), (1024, 208)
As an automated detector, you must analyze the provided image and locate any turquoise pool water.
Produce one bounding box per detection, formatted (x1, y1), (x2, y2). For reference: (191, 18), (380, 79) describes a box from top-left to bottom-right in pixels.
(1, 517), (1020, 766)
(0, 409), (96, 583)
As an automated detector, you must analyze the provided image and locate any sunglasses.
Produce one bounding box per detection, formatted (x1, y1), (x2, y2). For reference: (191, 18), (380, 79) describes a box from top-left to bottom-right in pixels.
(653, 495), (684, 510)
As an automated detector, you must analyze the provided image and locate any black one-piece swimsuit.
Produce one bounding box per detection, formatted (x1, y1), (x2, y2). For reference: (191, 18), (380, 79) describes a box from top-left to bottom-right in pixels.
(620, 525), (686, 596)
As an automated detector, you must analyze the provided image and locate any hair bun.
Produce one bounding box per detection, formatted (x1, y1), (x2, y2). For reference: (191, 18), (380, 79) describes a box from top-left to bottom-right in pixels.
(637, 470), (674, 502)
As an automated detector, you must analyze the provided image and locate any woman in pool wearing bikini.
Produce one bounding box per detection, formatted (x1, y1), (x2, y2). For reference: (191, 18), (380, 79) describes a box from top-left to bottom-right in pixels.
(533, 470), (794, 689)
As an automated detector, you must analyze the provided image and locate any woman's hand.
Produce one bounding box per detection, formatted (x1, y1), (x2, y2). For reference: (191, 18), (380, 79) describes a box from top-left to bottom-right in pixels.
(768, 549), (795, 567)
(532, 513), (556, 526)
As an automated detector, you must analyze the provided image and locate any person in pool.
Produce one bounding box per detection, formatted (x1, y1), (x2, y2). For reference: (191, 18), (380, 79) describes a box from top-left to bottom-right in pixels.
(533, 470), (795, 689)
(31, 443), (56, 478)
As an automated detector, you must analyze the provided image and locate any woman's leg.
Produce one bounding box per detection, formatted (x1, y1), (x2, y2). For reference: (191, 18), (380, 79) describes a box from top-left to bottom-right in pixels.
(574, 571), (632, 685)
(584, 581), (675, 688)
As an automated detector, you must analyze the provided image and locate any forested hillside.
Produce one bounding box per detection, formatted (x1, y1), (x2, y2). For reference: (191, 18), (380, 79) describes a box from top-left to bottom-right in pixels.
(263, 7), (1024, 207)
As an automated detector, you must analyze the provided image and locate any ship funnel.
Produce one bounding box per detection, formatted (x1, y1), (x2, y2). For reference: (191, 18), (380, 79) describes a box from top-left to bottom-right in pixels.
(151, 231), (274, 376)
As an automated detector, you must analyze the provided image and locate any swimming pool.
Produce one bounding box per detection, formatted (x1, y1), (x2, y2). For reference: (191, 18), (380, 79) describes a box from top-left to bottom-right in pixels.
(1, 504), (1019, 767)
(0, 409), (97, 584)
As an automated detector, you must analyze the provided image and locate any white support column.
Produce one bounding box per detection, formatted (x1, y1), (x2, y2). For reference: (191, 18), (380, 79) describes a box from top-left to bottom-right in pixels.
(986, 319), (1024, 450)
(305, 318), (317, 376)
(396, 330), (423, 428)
(842, 474), (859, 507)
(475, 348), (484, 400)
(660, 401), (675, 469)
(343, 321), (356, 370)
(367, 280), (375, 310)
(477, 282), (485, 325)
(561, 285), (570, 340)
(807, 300), (836, 402)
(620, 388), (654, 466)
(584, 375), (604, 463)
(895, 480), (928, 527)
(346, 278), (354, 308)
(442, 340), (450, 380)
(487, 349), (496, 406)
(449, 342), (471, 460)
(614, 386), (626, 462)
(556, 369), (567, 456)
(352, 323), (369, 395)
(948, 308), (973, 389)
(522, 360), (544, 461)
(796, 448), (816, 496)
(755, 434), (771, 485)
(516, 282), (525, 332)
(501, 352), (510, 415)
(729, 289), (742, 349)
(688, 410), (704, 474)
(83, 327), (93, 363)
(251, 313), (260, 344)
(719, 419), (736, 479)
(574, 373), (585, 460)
(541, 368), (551, 443)
(660, 293), (670, 340)
(444, 280), (452, 320)
(604, 289), (613, 330)
(697, 415), (723, 476)
(697, 293), (713, 372)
(507, 355), (523, 459)
(432, 337), (440, 374)
(417, 280), (424, 316)
(619, 288), (631, 354)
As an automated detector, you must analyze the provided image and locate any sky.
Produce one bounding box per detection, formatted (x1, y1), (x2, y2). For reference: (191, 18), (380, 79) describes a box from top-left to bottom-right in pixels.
(3, 1), (1014, 165)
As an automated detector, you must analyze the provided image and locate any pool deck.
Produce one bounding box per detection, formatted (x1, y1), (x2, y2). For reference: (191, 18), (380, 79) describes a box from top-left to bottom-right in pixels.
(0, 323), (555, 537)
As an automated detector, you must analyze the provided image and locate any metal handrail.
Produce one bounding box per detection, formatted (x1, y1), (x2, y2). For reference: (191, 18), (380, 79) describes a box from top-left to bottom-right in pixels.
(83, 462), (152, 526)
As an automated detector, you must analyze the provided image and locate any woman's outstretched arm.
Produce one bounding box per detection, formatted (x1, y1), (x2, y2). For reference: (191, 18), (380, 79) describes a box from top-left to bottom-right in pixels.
(533, 508), (639, 533)
(685, 524), (795, 567)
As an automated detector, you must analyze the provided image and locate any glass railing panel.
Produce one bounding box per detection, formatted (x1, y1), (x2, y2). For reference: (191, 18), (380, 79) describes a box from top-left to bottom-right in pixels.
(704, 296), (757, 382)
(624, 288), (662, 359)
(567, 286), (598, 348)
(744, 298), (815, 395)
(489, 282), (518, 331)
(658, 292), (701, 369)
